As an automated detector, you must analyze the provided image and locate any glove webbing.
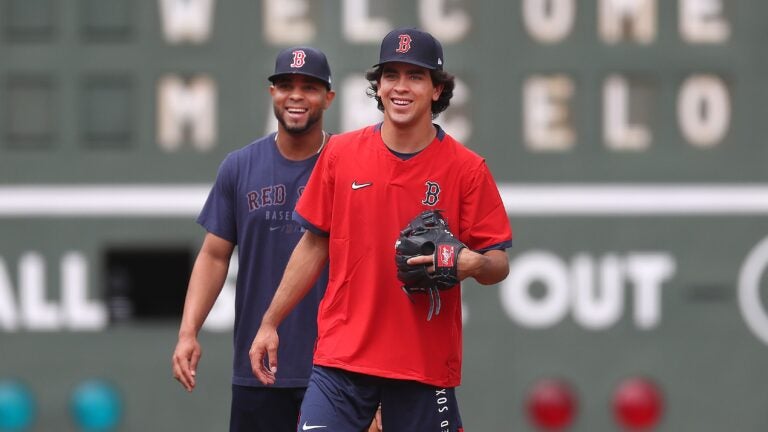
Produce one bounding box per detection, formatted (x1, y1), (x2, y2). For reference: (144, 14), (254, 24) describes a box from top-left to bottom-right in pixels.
(402, 285), (442, 321)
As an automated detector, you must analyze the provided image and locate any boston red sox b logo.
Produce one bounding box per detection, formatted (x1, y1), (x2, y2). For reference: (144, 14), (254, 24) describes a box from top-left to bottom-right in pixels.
(422, 181), (440, 206)
(290, 50), (306, 68)
(396, 34), (412, 53)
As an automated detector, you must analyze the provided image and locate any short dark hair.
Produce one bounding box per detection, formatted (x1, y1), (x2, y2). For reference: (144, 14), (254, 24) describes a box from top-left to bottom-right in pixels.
(365, 66), (455, 119)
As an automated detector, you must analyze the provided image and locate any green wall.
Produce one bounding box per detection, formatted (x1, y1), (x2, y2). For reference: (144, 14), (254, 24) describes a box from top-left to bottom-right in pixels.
(2, 1), (767, 430)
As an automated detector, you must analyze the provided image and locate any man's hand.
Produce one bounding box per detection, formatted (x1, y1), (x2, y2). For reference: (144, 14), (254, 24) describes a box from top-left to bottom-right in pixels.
(406, 247), (475, 280)
(172, 336), (201, 392)
(367, 405), (383, 431)
(409, 248), (509, 285)
(249, 324), (280, 385)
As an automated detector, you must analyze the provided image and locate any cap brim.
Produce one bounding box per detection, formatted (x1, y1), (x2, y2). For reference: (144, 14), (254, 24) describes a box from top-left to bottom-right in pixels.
(372, 58), (439, 70)
(268, 72), (331, 88)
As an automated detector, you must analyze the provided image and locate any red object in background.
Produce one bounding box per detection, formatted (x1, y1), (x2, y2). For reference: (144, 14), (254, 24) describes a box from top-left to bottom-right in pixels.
(526, 378), (577, 430)
(613, 377), (664, 430)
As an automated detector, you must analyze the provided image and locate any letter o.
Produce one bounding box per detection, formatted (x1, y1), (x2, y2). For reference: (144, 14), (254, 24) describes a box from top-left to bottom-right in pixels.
(678, 74), (730, 148)
(500, 251), (570, 328)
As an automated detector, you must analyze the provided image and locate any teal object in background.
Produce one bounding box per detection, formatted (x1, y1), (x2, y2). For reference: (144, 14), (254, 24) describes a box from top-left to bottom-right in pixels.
(0, 380), (34, 432)
(70, 380), (122, 432)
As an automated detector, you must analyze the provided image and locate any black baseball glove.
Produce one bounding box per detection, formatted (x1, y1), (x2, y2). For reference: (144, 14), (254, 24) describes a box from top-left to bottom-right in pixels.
(395, 210), (466, 320)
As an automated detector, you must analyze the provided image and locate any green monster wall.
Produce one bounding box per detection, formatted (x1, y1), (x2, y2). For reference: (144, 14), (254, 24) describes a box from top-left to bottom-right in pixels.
(2, 1), (768, 430)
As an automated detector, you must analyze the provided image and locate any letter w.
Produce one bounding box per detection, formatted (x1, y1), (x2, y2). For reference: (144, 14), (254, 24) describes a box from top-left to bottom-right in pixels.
(159, 0), (216, 44)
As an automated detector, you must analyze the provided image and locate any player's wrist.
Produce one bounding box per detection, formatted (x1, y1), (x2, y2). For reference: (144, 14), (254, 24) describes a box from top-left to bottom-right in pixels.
(259, 315), (281, 330)
(460, 249), (485, 279)
(178, 326), (200, 340)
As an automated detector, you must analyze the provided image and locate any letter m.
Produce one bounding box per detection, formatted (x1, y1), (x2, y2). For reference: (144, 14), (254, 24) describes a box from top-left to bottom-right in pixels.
(157, 75), (217, 151)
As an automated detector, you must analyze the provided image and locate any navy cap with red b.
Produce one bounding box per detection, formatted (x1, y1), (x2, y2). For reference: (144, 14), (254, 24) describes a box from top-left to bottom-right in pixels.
(268, 46), (332, 89)
(374, 28), (444, 70)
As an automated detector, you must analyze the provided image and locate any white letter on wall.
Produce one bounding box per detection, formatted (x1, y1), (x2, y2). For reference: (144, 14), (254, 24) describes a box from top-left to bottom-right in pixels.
(20, 253), (60, 330)
(343, 0), (390, 43)
(159, 0), (215, 44)
(0, 258), (19, 331)
(62, 252), (106, 331)
(501, 252), (570, 328)
(603, 75), (651, 151)
(523, 0), (575, 43)
(524, 74), (575, 152)
(680, 0), (729, 43)
(263, 0), (314, 44)
(599, 0), (657, 44)
(677, 74), (730, 148)
(157, 75), (217, 152)
(626, 253), (675, 329)
(572, 254), (624, 330)
(420, 0), (471, 43)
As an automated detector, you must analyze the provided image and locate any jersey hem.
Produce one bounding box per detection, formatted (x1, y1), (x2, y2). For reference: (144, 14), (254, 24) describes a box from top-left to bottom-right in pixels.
(313, 358), (461, 388)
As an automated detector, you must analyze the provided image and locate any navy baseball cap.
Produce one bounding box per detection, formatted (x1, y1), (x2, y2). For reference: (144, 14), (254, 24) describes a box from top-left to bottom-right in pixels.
(268, 46), (332, 89)
(374, 28), (444, 70)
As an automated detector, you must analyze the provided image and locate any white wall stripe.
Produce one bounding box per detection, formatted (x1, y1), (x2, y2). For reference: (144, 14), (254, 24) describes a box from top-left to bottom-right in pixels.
(498, 184), (768, 216)
(0, 184), (767, 217)
(0, 185), (210, 217)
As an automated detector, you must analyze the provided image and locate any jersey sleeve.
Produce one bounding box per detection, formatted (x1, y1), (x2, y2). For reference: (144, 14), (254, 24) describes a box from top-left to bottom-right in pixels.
(459, 160), (513, 252)
(196, 152), (238, 243)
(294, 138), (338, 235)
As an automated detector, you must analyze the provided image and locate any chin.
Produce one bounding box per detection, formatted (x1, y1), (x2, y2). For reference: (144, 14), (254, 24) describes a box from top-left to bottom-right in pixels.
(386, 113), (416, 127)
(283, 121), (310, 134)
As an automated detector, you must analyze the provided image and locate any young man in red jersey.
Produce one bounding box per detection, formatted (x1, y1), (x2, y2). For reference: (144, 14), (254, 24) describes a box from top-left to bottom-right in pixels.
(249, 28), (512, 431)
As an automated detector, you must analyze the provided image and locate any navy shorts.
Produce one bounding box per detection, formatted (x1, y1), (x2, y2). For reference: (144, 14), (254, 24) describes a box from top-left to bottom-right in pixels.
(230, 384), (306, 432)
(298, 365), (464, 432)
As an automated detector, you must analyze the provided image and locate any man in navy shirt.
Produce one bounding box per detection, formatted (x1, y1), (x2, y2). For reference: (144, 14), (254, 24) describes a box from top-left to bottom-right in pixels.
(171, 46), (337, 432)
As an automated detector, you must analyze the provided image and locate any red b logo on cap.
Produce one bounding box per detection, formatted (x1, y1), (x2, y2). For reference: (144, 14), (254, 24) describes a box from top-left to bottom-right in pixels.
(396, 34), (412, 53)
(290, 50), (306, 68)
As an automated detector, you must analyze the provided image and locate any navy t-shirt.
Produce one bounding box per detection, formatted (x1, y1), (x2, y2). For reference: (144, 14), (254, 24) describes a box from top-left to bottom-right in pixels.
(197, 132), (328, 387)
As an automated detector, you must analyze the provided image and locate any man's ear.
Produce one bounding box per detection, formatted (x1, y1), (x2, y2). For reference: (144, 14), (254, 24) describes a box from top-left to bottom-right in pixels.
(324, 90), (336, 109)
(432, 83), (444, 101)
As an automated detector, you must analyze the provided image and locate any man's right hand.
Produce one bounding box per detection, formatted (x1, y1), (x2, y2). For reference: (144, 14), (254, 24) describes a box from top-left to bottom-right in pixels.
(172, 336), (201, 392)
(249, 325), (279, 385)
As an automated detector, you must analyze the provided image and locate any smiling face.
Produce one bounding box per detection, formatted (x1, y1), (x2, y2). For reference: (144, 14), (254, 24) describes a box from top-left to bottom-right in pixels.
(376, 62), (443, 130)
(270, 74), (334, 135)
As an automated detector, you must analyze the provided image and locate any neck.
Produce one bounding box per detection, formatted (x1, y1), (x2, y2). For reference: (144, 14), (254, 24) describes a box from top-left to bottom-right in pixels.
(380, 119), (436, 154)
(275, 126), (327, 161)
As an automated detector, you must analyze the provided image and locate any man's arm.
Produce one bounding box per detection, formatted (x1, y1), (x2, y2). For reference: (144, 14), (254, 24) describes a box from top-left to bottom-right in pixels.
(249, 230), (329, 385)
(456, 249), (509, 285)
(172, 232), (234, 392)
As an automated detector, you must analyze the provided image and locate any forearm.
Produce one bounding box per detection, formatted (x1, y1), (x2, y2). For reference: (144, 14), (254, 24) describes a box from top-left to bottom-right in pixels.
(460, 249), (510, 285)
(178, 235), (233, 338)
(173, 234), (232, 391)
(262, 231), (329, 328)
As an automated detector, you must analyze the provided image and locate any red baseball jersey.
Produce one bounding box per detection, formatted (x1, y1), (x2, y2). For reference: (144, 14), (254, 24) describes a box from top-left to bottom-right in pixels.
(295, 124), (513, 387)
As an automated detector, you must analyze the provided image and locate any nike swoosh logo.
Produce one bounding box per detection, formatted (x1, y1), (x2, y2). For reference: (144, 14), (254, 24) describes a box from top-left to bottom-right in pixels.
(302, 422), (327, 430)
(352, 181), (372, 190)
(269, 226), (281, 231)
